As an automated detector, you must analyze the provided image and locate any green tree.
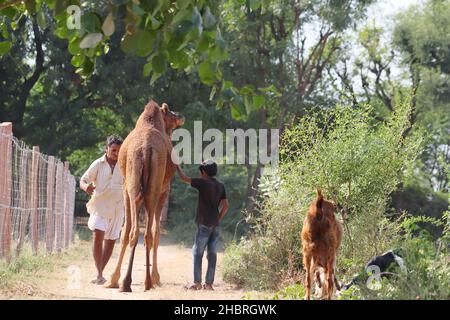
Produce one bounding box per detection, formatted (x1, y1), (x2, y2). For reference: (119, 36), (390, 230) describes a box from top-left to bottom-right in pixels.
(218, 0), (374, 211)
(0, 0), (227, 84)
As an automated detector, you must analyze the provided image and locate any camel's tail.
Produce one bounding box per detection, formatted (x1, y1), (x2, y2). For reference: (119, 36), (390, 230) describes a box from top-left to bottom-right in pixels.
(315, 188), (324, 221)
(140, 147), (152, 198)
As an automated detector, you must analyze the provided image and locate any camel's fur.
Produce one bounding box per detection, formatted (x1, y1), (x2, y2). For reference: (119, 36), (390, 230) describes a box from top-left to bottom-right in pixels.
(301, 189), (343, 300)
(104, 100), (183, 292)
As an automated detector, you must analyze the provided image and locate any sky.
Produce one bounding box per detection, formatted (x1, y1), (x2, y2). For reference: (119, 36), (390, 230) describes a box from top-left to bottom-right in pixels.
(366, 0), (424, 31)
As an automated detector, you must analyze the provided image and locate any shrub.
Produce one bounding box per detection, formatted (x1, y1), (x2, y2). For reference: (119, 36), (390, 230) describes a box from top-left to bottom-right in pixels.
(223, 100), (424, 290)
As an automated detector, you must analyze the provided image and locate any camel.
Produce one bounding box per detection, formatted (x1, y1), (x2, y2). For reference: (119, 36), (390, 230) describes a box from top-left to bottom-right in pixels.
(301, 189), (343, 300)
(104, 100), (184, 292)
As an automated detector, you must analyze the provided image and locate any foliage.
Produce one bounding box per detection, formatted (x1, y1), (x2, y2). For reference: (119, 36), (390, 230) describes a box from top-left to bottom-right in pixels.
(223, 99), (423, 290)
(0, 0), (226, 85)
(339, 212), (450, 300)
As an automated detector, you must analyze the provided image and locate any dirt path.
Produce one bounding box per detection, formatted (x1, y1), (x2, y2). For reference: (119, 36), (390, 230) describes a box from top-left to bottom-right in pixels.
(7, 233), (248, 300)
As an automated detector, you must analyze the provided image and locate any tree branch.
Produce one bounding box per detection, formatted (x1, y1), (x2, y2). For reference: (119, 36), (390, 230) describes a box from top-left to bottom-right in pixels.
(0, 0), (23, 11)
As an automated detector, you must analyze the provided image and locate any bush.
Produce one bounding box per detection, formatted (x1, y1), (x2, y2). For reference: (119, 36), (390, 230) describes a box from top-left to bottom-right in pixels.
(223, 100), (424, 290)
(342, 212), (450, 300)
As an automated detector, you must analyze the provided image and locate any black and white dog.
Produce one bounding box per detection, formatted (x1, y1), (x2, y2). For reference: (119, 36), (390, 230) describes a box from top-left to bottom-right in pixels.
(340, 250), (407, 292)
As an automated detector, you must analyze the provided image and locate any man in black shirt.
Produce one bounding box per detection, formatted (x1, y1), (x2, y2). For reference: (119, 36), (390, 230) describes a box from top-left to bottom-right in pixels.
(176, 160), (229, 290)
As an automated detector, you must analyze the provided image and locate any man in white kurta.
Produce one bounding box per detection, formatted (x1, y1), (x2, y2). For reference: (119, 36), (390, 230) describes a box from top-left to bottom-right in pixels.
(80, 135), (124, 285)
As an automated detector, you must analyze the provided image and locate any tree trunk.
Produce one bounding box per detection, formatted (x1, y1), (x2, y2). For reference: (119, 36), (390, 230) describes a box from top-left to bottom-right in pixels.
(13, 18), (46, 138)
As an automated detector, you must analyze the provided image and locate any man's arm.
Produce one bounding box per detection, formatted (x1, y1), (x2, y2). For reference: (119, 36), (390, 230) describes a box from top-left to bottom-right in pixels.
(80, 178), (95, 195)
(80, 162), (97, 195)
(218, 198), (229, 221)
(176, 165), (192, 184)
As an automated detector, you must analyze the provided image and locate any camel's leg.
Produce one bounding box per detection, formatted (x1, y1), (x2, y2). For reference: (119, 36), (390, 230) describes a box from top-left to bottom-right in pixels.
(144, 213), (153, 291)
(119, 240), (137, 293)
(129, 193), (143, 248)
(151, 190), (169, 287)
(326, 259), (335, 300)
(119, 193), (142, 292)
(303, 253), (312, 300)
(143, 189), (162, 290)
(105, 190), (131, 289)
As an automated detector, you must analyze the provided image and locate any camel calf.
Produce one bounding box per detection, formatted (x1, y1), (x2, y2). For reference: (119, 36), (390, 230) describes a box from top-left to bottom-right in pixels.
(104, 100), (184, 292)
(301, 189), (343, 300)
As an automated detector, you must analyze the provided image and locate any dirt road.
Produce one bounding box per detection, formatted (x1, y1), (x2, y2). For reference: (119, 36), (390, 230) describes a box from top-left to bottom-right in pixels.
(3, 233), (247, 300)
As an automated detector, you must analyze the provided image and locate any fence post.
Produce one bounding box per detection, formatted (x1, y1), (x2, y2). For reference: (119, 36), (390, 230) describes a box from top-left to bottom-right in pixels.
(45, 156), (55, 253)
(54, 161), (64, 252)
(31, 146), (40, 255)
(63, 162), (70, 249)
(0, 122), (13, 261)
(69, 177), (75, 244)
(15, 144), (30, 257)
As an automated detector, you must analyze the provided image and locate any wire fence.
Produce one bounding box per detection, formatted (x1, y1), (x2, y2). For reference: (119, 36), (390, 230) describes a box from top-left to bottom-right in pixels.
(0, 122), (76, 262)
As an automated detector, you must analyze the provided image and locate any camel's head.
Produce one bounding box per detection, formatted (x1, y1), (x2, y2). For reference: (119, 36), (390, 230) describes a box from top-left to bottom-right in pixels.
(161, 103), (185, 131)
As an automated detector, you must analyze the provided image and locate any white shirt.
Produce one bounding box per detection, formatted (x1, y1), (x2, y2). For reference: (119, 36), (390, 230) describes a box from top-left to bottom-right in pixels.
(80, 154), (124, 219)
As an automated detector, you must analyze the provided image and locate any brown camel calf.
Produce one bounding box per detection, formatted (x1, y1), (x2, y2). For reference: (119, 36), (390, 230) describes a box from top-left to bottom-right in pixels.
(104, 100), (184, 292)
(301, 189), (343, 300)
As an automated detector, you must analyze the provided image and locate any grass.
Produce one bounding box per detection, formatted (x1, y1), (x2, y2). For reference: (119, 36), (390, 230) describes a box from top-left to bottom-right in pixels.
(0, 226), (91, 296)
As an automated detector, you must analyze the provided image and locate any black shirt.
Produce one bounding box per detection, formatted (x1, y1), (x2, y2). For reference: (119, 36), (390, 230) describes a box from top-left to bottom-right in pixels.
(191, 177), (227, 227)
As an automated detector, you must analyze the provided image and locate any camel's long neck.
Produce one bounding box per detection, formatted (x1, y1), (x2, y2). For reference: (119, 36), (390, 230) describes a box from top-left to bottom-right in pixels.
(165, 128), (174, 147)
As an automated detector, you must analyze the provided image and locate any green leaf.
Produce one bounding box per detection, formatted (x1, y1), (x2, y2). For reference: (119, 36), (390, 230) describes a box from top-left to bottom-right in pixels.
(150, 72), (161, 85)
(152, 54), (166, 74)
(120, 32), (140, 53)
(54, 26), (67, 39)
(149, 16), (161, 30)
(197, 33), (210, 52)
(143, 62), (153, 77)
(71, 54), (85, 68)
(168, 49), (189, 69)
(231, 97), (247, 120)
(171, 9), (192, 27)
(102, 13), (115, 37)
(1, 23), (9, 39)
(244, 95), (252, 114)
(253, 95), (265, 109)
(240, 85), (255, 95)
(136, 29), (156, 57)
(0, 7), (18, 20)
(0, 41), (12, 56)
(81, 13), (102, 34)
(258, 85), (281, 97)
(68, 38), (81, 54)
(209, 85), (217, 101)
(198, 60), (215, 85)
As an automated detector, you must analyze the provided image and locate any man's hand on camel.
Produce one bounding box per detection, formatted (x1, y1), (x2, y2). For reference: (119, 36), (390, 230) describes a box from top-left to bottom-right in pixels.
(176, 165), (191, 184)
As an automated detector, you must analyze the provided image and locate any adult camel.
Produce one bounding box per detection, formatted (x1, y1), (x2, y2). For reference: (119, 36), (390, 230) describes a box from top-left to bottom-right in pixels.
(104, 100), (184, 292)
